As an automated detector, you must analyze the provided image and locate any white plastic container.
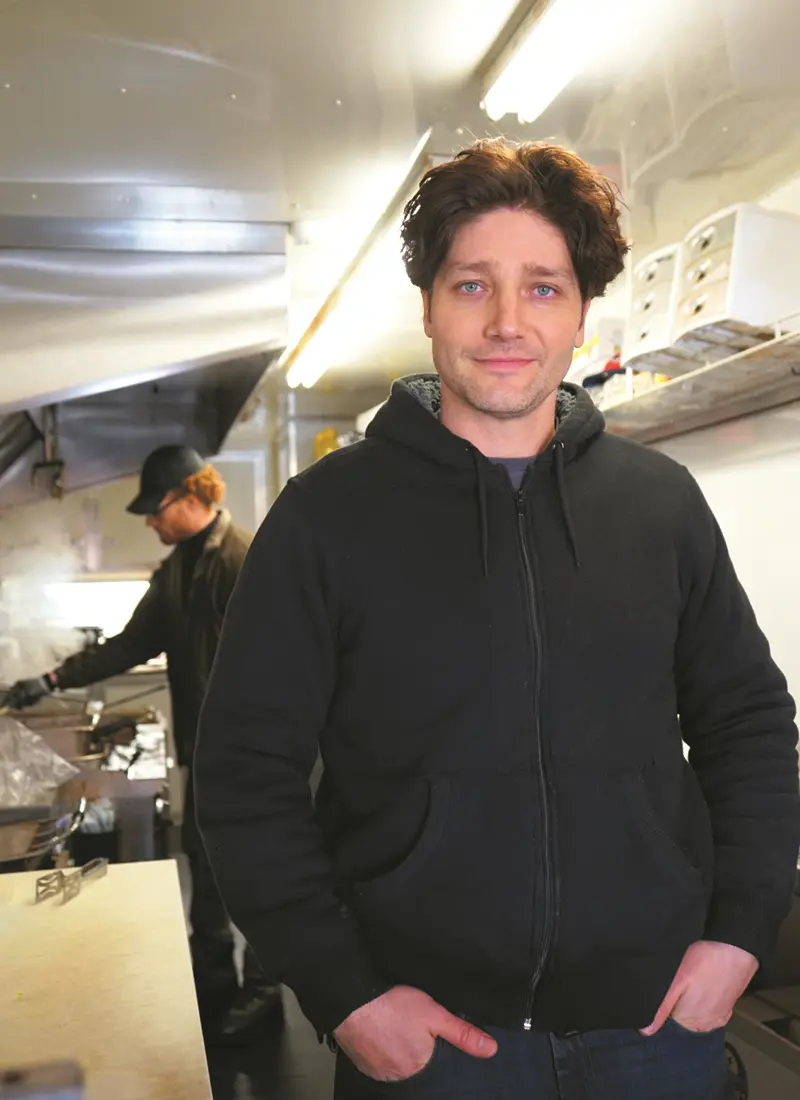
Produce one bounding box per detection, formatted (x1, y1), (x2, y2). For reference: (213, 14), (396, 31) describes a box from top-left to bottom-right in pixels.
(622, 244), (685, 371)
(673, 203), (800, 347)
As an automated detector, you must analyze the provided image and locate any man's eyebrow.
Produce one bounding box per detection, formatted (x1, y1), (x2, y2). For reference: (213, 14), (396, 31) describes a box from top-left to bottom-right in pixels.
(444, 261), (495, 277)
(444, 260), (575, 283)
(523, 263), (575, 282)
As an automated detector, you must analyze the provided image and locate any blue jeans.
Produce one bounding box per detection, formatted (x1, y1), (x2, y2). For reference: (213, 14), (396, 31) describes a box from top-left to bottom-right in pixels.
(334, 1020), (731, 1099)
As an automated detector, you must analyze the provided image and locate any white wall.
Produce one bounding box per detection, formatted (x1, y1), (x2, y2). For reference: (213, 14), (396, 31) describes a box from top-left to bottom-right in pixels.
(0, 475), (165, 576)
(657, 403), (800, 700)
(650, 167), (800, 701)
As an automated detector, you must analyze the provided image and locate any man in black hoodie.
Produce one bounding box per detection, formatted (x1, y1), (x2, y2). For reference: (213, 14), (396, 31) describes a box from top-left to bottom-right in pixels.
(195, 141), (800, 1098)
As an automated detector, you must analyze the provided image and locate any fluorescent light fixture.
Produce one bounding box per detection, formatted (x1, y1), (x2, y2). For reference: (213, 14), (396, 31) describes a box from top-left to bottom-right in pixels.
(285, 337), (333, 391)
(484, 0), (637, 124)
(286, 223), (405, 389)
(283, 129), (432, 390)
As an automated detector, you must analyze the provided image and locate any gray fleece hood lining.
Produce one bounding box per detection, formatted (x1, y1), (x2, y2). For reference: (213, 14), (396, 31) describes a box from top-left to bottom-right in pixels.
(395, 374), (578, 432)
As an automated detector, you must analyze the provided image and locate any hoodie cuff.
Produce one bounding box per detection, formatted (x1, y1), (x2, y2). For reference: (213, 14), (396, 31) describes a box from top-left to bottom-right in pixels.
(265, 907), (392, 1036)
(703, 892), (778, 967)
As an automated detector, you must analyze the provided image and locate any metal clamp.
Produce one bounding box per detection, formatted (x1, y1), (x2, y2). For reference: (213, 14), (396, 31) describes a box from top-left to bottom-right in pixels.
(35, 871), (65, 904)
(34, 859), (109, 905)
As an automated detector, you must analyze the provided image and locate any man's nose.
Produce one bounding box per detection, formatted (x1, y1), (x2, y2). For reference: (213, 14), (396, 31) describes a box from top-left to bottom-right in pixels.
(486, 287), (523, 341)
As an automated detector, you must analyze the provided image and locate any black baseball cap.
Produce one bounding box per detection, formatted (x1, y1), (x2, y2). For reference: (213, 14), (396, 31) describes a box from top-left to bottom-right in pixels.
(126, 444), (206, 515)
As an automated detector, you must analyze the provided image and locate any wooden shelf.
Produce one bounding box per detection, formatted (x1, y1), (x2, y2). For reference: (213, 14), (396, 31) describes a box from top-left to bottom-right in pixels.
(603, 331), (800, 444)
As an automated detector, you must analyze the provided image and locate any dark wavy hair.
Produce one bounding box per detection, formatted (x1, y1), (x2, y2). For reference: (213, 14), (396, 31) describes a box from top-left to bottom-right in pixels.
(401, 139), (629, 301)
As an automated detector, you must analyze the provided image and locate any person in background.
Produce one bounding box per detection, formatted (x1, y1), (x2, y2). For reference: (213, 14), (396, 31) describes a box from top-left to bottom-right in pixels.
(6, 444), (283, 1046)
(194, 140), (800, 1098)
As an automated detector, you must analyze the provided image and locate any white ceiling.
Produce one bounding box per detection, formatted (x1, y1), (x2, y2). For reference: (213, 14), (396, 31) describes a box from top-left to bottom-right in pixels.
(4, 0), (800, 410)
(0, 0), (520, 199)
(0, 0), (523, 407)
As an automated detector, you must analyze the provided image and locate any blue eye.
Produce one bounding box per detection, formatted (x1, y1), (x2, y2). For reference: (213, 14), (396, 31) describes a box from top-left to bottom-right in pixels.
(534, 285), (556, 298)
(459, 281), (482, 295)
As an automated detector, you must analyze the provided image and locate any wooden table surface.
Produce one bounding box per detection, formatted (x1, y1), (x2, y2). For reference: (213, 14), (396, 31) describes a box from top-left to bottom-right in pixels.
(0, 860), (212, 1099)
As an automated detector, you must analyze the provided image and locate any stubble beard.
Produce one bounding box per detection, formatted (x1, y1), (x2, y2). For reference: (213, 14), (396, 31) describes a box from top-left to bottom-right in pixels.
(443, 358), (557, 422)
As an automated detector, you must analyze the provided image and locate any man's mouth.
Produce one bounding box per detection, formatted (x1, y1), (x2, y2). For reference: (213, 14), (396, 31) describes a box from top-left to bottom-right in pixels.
(474, 357), (534, 372)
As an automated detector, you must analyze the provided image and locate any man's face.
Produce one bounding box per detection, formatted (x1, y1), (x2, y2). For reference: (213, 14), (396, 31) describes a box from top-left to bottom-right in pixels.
(422, 207), (590, 422)
(145, 491), (197, 545)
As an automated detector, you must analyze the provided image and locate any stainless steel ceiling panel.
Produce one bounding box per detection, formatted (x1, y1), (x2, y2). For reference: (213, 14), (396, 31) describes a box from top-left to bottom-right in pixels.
(0, 216), (286, 254)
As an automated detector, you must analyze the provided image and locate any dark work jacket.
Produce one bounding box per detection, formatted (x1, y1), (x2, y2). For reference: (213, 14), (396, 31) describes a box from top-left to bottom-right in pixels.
(195, 377), (800, 1039)
(57, 509), (251, 764)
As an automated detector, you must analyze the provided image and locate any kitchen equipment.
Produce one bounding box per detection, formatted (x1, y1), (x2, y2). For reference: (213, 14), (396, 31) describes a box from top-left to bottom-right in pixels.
(0, 697), (169, 866)
(0, 799), (87, 869)
(35, 858), (108, 905)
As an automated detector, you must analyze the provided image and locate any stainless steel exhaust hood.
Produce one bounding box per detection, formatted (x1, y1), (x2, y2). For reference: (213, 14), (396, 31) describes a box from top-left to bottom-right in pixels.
(0, 350), (280, 509)
(0, 206), (288, 509)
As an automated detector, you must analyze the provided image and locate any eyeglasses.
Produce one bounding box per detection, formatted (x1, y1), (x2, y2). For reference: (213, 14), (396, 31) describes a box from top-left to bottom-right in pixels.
(148, 491), (187, 518)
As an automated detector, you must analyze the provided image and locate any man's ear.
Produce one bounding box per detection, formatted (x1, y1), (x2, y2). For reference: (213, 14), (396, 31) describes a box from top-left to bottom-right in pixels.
(422, 290), (433, 337)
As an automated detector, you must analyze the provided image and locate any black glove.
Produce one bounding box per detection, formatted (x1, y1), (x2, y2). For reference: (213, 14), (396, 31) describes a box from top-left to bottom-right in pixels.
(5, 674), (55, 711)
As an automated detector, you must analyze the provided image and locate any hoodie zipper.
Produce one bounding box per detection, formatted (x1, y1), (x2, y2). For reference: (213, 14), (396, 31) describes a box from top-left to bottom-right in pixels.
(516, 486), (556, 1030)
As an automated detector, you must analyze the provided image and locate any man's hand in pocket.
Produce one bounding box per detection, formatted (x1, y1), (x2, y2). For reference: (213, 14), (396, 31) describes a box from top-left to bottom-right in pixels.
(334, 986), (498, 1082)
(641, 941), (758, 1036)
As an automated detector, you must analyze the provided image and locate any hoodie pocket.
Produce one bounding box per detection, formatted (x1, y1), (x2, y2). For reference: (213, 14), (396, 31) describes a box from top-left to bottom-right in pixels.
(627, 772), (702, 890)
(552, 765), (709, 967)
(355, 777), (452, 896)
(350, 772), (537, 987)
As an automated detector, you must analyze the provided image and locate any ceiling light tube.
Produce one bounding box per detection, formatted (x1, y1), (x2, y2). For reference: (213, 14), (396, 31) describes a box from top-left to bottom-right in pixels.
(484, 0), (636, 125)
(282, 129), (432, 390)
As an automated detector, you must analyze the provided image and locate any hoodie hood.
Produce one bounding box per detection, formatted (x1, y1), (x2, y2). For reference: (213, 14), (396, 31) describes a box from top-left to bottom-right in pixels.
(367, 373), (605, 468)
(367, 374), (605, 575)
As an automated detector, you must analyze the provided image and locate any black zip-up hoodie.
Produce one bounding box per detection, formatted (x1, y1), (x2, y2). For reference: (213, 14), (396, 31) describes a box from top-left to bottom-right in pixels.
(196, 376), (800, 1038)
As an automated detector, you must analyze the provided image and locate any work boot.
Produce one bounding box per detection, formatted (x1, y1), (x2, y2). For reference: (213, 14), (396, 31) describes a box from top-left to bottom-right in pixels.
(211, 943), (283, 1046)
(213, 983), (284, 1046)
